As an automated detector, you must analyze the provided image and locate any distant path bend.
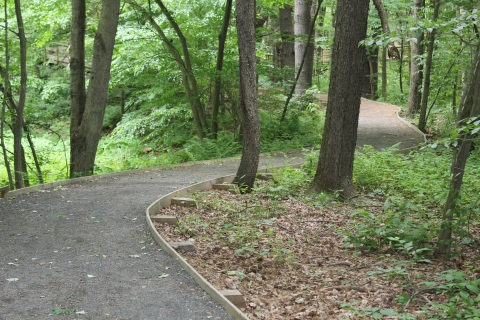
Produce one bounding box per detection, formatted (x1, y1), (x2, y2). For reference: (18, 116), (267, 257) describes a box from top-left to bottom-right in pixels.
(316, 93), (426, 151)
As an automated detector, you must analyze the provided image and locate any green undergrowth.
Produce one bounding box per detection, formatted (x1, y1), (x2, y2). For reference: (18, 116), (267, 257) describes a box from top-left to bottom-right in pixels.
(173, 146), (480, 319)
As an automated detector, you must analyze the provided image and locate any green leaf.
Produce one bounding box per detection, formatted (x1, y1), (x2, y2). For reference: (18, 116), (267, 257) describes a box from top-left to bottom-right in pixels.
(52, 307), (63, 315)
(467, 284), (480, 294)
(460, 290), (470, 299)
(380, 309), (398, 316)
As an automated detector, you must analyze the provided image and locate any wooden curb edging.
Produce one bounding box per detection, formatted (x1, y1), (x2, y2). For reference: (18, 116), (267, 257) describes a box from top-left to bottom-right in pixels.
(145, 166), (299, 320)
(145, 173), (249, 319)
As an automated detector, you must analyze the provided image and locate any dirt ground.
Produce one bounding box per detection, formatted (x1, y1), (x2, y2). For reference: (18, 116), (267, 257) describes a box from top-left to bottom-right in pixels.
(0, 98), (425, 319)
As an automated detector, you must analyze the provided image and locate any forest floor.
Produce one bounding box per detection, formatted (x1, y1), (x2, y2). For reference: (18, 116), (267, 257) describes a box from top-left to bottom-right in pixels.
(156, 186), (479, 319)
(0, 97), (432, 319)
(152, 98), (479, 319)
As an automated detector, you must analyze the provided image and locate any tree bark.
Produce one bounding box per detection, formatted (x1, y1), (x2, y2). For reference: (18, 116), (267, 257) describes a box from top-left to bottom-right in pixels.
(279, 4), (295, 80)
(406, 0), (424, 117)
(233, 0), (260, 191)
(436, 51), (480, 256)
(2, 0), (14, 190)
(418, 0), (441, 133)
(13, 0), (27, 189)
(212, 0), (233, 139)
(294, 0), (314, 96)
(310, 0), (369, 199)
(373, 0), (389, 99)
(70, 0), (120, 177)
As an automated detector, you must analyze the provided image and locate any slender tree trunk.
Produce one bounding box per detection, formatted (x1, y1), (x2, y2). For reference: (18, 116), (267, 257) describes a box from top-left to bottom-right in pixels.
(233, 0), (260, 191)
(382, 46), (387, 99)
(70, 0), (120, 177)
(279, 4), (295, 80)
(399, 39), (404, 93)
(2, 0), (13, 190)
(372, 0), (390, 34)
(406, 0), (424, 117)
(126, 0), (206, 138)
(418, 0), (440, 133)
(69, 0), (86, 177)
(310, 0), (370, 199)
(154, 0), (207, 136)
(12, 0), (27, 189)
(294, 0), (314, 96)
(280, 0), (323, 121)
(372, 0), (391, 100)
(212, 0), (233, 139)
(436, 51), (480, 256)
(23, 123), (43, 184)
(20, 145), (29, 187)
(363, 46), (378, 99)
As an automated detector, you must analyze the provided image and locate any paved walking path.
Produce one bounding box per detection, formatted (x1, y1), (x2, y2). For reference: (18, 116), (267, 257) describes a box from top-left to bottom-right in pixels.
(0, 98), (424, 319)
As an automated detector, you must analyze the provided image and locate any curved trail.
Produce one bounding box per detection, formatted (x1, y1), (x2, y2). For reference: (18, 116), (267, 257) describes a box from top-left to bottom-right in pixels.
(0, 99), (423, 319)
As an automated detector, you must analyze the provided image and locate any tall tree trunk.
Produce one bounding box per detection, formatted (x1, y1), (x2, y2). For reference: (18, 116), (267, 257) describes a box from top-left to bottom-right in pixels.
(436, 51), (480, 256)
(212, 0), (233, 139)
(310, 0), (369, 199)
(13, 0), (27, 189)
(418, 0), (441, 133)
(233, 0), (260, 191)
(280, 0), (323, 122)
(399, 39), (404, 93)
(372, 0), (391, 100)
(294, 0), (314, 96)
(70, 0), (120, 177)
(382, 46), (387, 99)
(2, 0), (13, 190)
(406, 0), (424, 117)
(279, 4), (295, 81)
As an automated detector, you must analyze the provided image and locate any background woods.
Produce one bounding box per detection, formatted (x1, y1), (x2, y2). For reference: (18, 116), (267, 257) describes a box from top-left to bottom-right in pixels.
(1, 0), (480, 259)
(1, 1), (480, 318)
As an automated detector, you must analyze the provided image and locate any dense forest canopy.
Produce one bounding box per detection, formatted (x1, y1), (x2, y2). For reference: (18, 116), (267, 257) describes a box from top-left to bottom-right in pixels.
(0, 0), (479, 189)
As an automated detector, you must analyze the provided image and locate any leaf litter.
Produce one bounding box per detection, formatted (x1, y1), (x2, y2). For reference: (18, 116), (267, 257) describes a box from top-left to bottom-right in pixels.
(155, 184), (480, 319)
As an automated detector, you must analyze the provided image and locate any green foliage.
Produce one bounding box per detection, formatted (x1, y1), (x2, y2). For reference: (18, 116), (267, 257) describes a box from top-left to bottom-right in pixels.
(255, 166), (310, 200)
(340, 302), (400, 320)
(181, 134), (241, 162)
(411, 270), (480, 319)
(257, 88), (324, 152)
(341, 203), (435, 260)
(349, 145), (480, 255)
(354, 146), (453, 206)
